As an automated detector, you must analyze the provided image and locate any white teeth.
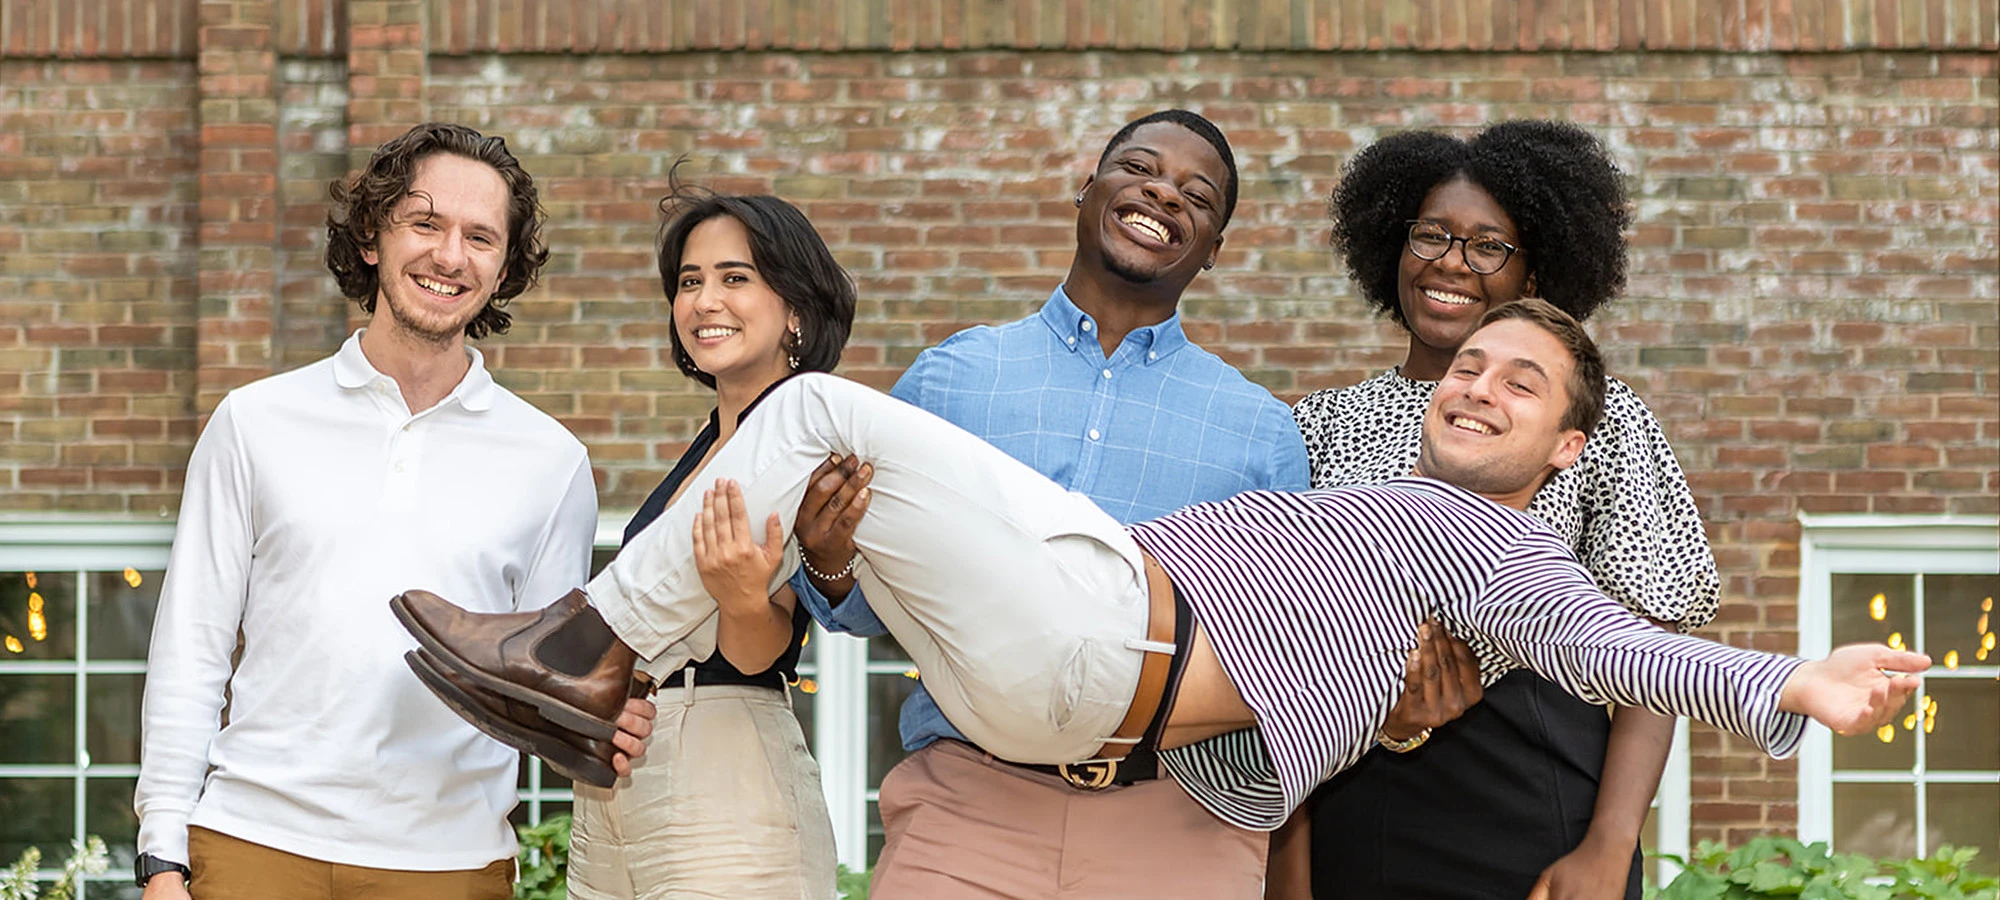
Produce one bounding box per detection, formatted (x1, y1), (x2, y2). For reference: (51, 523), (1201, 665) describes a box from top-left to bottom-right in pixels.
(1119, 212), (1171, 243)
(694, 326), (738, 339)
(1424, 289), (1478, 306)
(1449, 415), (1497, 435)
(415, 276), (463, 296)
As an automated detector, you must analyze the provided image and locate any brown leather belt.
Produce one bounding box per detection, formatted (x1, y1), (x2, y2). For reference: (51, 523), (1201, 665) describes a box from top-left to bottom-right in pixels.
(1091, 554), (1176, 761)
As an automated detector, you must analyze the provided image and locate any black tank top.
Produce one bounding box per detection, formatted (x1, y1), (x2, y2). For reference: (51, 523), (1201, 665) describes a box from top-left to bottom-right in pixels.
(622, 380), (809, 691)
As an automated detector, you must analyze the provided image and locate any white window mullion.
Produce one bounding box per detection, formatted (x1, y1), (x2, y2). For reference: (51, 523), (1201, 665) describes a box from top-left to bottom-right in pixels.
(812, 625), (870, 871)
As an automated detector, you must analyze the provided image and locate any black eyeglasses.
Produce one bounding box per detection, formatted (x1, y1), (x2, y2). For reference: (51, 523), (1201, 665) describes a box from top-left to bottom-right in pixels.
(1405, 221), (1519, 275)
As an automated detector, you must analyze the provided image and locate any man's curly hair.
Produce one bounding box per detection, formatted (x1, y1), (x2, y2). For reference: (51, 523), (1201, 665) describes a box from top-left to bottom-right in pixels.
(1330, 120), (1631, 328)
(324, 122), (550, 340)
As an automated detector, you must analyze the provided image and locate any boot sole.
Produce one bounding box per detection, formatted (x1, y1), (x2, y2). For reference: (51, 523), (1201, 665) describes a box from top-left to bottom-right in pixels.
(390, 592), (621, 742)
(404, 650), (619, 788)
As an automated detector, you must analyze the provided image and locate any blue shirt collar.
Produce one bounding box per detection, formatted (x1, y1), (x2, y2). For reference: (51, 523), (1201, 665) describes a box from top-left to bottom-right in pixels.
(1037, 285), (1189, 366)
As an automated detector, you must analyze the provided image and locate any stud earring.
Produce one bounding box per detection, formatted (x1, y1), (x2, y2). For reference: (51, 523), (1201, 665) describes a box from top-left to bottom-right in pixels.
(1074, 193), (1084, 207)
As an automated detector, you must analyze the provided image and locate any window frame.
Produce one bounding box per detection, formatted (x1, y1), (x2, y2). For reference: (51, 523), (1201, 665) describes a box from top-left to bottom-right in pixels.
(0, 517), (177, 895)
(1795, 513), (2000, 853)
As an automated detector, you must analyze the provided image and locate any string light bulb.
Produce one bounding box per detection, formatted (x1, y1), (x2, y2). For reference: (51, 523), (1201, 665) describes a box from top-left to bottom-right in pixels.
(1876, 724), (1895, 743)
(124, 568), (143, 588)
(3, 636), (19, 653)
(1944, 650), (1959, 669)
(1887, 632), (1906, 651)
(23, 572), (35, 589)
(1869, 593), (1887, 622)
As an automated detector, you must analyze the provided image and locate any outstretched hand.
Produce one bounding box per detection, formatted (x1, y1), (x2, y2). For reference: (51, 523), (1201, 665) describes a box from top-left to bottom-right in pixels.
(1779, 643), (1930, 735)
(1381, 618), (1484, 741)
(692, 479), (787, 614)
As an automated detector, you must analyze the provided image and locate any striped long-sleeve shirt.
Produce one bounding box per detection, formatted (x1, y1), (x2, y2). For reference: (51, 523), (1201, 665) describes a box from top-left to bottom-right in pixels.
(1132, 477), (1807, 831)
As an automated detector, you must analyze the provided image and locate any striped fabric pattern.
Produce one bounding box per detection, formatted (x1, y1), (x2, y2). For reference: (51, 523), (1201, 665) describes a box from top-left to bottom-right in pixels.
(1134, 477), (1808, 831)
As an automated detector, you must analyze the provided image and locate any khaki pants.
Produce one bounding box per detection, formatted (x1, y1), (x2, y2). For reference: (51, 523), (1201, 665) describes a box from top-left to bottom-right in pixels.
(569, 681), (836, 900)
(186, 826), (511, 900)
(871, 740), (1268, 900)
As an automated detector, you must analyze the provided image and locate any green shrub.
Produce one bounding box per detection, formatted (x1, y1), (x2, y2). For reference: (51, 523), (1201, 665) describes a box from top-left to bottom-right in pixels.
(1650, 837), (1997, 900)
(837, 864), (870, 900)
(513, 814), (571, 900)
(1, 836), (109, 900)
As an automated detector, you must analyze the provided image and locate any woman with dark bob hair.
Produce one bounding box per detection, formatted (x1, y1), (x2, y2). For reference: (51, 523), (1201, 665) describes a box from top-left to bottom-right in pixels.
(567, 186), (853, 900)
(1277, 121), (1720, 900)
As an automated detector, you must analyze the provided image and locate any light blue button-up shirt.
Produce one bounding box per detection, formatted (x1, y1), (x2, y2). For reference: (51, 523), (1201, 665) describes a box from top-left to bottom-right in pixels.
(794, 286), (1308, 750)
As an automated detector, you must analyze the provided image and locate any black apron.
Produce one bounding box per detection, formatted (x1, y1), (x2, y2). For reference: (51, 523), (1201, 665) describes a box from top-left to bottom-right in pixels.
(1308, 669), (1645, 900)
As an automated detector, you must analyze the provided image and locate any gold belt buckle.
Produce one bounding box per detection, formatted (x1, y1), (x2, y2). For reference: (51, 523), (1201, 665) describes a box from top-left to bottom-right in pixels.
(1058, 759), (1118, 790)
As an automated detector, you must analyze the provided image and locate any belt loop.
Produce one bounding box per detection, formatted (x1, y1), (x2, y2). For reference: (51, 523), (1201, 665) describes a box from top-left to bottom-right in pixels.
(682, 665), (697, 708)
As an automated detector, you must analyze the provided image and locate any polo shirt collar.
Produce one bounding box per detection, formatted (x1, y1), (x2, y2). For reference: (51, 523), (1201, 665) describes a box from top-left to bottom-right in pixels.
(1039, 285), (1190, 366)
(332, 329), (496, 412)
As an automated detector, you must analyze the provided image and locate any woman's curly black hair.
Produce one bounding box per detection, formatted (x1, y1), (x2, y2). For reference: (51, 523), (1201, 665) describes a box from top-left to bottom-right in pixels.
(1330, 120), (1632, 328)
(325, 122), (550, 340)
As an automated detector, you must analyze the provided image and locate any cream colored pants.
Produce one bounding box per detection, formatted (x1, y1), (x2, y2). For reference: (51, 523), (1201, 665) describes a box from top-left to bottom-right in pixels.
(568, 679), (835, 900)
(589, 374), (1153, 765)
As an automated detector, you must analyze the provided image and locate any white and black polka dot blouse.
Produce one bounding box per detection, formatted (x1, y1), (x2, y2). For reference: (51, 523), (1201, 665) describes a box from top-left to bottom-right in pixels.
(1292, 369), (1720, 632)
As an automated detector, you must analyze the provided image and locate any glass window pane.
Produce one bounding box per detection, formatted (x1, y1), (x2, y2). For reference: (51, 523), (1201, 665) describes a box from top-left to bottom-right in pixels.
(0, 570), (79, 660)
(88, 568), (163, 661)
(0, 674), (77, 764)
(865, 799), (885, 869)
(867, 633), (910, 663)
(1925, 574), (1998, 668)
(796, 627), (816, 670)
(1831, 706), (1917, 772)
(1831, 573), (1918, 649)
(590, 548), (617, 579)
(81, 880), (143, 900)
(0, 777), (75, 863)
(81, 881), (142, 900)
(1833, 782), (1917, 861)
(87, 674), (145, 765)
(1926, 782), (1999, 875)
(538, 761), (571, 792)
(84, 776), (141, 863)
(867, 674), (918, 787)
(1923, 679), (1999, 772)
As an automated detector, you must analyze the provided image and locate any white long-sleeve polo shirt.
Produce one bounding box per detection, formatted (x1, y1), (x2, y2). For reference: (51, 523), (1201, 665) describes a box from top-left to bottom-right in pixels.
(135, 331), (598, 871)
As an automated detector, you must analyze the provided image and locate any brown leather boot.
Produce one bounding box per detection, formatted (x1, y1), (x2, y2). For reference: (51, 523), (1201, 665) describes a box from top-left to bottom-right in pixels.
(391, 588), (638, 743)
(405, 648), (622, 788)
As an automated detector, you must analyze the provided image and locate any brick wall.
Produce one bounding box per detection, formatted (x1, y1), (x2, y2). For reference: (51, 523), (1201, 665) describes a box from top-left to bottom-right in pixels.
(0, 1), (1994, 845)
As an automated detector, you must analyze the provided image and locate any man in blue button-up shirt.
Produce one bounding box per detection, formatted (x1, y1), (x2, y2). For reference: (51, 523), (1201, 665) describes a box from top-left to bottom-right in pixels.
(791, 111), (1307, 899)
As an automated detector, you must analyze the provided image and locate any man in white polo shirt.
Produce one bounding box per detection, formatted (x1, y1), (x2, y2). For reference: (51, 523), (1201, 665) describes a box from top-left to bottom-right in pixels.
(134, 123), (653, 900)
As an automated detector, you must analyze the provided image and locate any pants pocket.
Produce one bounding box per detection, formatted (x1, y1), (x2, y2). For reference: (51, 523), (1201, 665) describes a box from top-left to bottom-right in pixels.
(1048, 639), (1092, 732)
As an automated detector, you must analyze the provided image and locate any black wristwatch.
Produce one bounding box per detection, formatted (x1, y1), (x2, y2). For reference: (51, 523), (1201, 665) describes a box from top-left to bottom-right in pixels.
(134, 852), (191, 888)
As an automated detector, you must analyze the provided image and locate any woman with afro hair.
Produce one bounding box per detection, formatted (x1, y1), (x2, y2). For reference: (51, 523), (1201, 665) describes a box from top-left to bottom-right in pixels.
(1276, 120), (1720, 900)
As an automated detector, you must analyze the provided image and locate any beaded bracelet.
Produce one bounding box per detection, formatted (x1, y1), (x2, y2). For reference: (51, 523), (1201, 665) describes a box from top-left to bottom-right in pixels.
(802, 552), (858, 583)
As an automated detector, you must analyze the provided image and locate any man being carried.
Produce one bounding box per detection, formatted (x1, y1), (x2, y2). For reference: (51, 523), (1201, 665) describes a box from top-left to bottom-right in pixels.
(393, 300), (1928, 836)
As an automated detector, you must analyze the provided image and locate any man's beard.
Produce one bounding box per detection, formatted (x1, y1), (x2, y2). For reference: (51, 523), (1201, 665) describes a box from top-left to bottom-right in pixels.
(384, 288), (480, 347)
(1415, 438), (1540, 496)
